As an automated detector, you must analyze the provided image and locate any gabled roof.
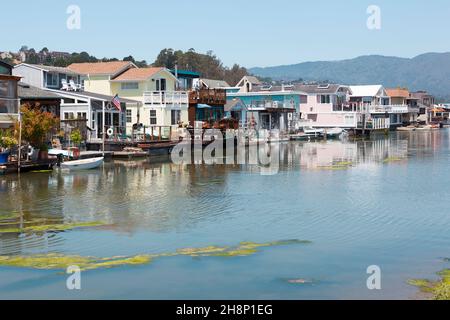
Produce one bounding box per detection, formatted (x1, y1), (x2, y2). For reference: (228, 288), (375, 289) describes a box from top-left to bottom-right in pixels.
(14, 63), (82, 75)
(349, 85), (386, 97)
(200, 78), (231, 89)
(243, 76), (261, 85)
(386, 88), (410, 98)
(112, 67), (172, 81)
(68, 61), (135, 76)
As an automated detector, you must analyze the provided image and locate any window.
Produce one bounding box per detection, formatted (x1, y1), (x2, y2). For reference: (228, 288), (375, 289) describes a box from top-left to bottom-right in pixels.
(126, 110), (132, 123)
(150, 110), (157, 125)
(77, 112), (87, 119)
(156, 79), (167, 91)
(46, 73), (58, 87)
(320, 95), (331, 104)
(171, 110), (181, 125)
(64, 112), (74, 120)
(121, 82), (139, 90)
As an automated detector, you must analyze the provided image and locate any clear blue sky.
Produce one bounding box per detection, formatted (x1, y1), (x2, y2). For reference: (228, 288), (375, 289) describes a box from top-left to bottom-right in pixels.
(2, 0), (450, 68)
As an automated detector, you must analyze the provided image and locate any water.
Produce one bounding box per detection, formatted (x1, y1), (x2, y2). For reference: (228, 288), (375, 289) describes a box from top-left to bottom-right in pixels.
(0, 131), (449, 299)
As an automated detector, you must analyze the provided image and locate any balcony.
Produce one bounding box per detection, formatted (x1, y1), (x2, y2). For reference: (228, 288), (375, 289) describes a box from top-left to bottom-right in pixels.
(143, 91), (189, 107)
(189, 89), (226, 105)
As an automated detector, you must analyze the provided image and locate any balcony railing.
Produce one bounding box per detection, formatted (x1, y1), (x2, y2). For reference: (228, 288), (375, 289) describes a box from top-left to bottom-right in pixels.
(250, 101), (296, 110)
(189, 89), (226, 105)
(143, 91), (189, 106)
(350, 104), (409, 114)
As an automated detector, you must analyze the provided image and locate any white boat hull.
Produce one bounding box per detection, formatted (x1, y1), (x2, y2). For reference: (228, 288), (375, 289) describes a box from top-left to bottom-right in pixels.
(60, 157), (104, 171)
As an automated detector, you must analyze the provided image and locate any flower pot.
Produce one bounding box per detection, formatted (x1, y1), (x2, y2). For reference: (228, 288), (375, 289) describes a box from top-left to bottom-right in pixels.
(39, 150), (49, 160)
(0, 151), (9, 164)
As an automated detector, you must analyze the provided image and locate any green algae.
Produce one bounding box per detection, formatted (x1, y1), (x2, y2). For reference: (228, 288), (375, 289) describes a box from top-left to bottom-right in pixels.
(0, 221), (107, 234)
(0, 254), (151, 271)
(409, 269), (450, 300)
(382, 157), (403, 163)
(317, 161), (354, 171)
(178, 240), (312, 258)
(0, 239), (311, 271)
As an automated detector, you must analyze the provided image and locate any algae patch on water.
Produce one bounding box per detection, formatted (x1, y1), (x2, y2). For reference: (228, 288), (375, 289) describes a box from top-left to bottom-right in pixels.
(408, 269), (450, 300)
(0, 254), (152, 271)
(176, 239), (312, 258)
(317, 161), (354, 171)
(0, 220), (107, 234)
(382, 157), (404, 163)
(0, 239), (311, 271)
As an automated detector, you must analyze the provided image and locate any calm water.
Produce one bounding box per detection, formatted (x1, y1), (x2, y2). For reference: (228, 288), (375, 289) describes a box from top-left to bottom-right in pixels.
(1, 131), (449, 299)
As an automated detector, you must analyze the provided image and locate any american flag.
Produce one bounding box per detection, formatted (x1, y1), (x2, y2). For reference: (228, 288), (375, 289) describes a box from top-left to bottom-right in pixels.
(112, 94), (121, 111)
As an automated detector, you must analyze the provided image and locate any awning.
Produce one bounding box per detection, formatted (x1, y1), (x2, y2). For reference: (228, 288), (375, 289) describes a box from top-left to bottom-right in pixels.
(197, 104), (212, 109)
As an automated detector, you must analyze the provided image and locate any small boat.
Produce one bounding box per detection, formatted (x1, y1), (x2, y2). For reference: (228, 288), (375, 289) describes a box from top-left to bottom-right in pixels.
(397, 126), (416, 132)
(60, 157), (104, 171)
(324, 128), (344, 138)
(290, 133), (310, 141)
(303, 127), (324, 137)
(267, 136), (290, 143)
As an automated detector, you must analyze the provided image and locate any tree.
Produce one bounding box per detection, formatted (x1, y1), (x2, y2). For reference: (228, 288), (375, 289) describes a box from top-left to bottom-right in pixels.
(17, 104), (59, 150)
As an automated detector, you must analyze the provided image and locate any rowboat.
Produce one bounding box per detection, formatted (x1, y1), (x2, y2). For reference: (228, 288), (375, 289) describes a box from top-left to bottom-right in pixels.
(60, 157), (104, 171)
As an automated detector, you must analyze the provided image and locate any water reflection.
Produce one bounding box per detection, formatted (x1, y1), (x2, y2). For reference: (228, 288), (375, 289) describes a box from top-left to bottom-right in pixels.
(0, 130), (449, 256)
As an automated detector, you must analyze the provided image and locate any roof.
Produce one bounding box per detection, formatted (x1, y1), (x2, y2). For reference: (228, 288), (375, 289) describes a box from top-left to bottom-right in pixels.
(170, 69), (200, 78)
(386, 88), (410, 98)
(0, 60), (13, 75)
(112, 67), (165, 81)
(15, 63), (82, 75)
(293, 84), (349, 94)
(68, 61), (134, 76)
(200, 78), (231, 88)
(47, 89), (140, 104)
(18, 83), (61, 100)
(244, 76), (262, 85)
(349, 85), (385, 97)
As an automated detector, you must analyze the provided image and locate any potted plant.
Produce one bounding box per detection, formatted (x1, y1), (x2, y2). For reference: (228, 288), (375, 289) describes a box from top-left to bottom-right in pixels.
(70, 129), (82, 147)
(0, 130), (18, 164)
(16, 104), (58, 161)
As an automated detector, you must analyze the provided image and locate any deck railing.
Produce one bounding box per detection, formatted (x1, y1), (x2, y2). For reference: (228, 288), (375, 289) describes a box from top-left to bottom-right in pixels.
(143, 91), (189, 107)
(350, 104), (409, 114)
(189, 89), (226, 105)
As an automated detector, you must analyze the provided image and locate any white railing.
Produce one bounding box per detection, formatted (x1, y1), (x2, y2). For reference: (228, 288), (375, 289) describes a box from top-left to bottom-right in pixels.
(368, 104), (409, 114)
(143, 91), (189, 107)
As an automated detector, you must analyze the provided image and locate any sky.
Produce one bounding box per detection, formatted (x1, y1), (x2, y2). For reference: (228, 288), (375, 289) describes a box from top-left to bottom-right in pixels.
(1, 0), (450, 68)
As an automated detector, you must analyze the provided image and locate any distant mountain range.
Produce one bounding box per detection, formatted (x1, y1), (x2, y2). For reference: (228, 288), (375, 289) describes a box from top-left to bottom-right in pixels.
(249, 53), (450, 100)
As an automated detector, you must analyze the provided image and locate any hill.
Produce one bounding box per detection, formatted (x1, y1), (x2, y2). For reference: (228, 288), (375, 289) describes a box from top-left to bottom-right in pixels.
(249, 53), (450, 99)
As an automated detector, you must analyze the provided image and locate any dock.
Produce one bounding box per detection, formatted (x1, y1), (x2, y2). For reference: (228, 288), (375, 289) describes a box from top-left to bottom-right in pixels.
(0, 160), (56, 175)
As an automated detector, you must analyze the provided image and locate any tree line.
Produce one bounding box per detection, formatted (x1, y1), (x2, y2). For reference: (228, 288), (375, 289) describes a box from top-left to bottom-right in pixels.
(7, 46), (251, 86)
